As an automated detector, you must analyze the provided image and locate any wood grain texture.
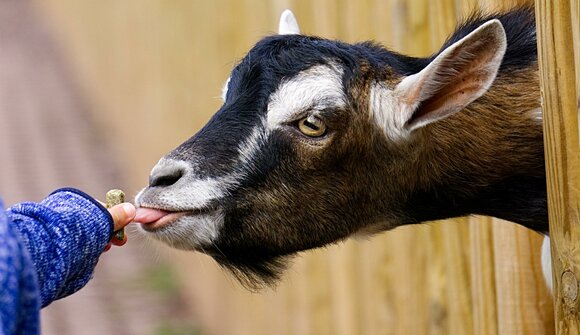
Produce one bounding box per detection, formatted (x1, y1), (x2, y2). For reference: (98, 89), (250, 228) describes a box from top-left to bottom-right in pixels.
(535, 0), (580, 333)
(35, 0), (554, 334)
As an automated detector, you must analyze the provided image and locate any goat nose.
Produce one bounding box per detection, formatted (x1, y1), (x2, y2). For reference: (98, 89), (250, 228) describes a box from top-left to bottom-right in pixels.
(149, 164), (185, 188)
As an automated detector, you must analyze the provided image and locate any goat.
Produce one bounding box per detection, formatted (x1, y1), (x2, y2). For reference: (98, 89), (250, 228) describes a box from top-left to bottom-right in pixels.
(134, 6), (551, 289)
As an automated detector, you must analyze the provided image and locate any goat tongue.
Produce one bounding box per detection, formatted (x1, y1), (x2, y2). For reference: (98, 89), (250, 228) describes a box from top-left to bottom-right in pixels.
(134, 208), (170, 224)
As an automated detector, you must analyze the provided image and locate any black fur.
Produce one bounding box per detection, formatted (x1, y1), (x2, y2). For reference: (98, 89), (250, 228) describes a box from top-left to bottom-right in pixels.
(163, 6), (543, 287)
(440, 6), (537, 71)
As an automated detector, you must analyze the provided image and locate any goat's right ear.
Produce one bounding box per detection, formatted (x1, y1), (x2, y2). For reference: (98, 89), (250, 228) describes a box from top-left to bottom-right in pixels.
(279, 9), (301, 35)
(372, 20), (507, 138)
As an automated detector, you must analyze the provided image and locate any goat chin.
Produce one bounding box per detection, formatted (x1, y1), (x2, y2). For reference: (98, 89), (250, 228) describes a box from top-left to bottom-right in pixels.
(541, 235), (553, 293)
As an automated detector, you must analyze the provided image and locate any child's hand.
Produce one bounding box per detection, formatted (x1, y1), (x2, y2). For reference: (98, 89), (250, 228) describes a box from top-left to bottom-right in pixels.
(103, 203), (136, 252)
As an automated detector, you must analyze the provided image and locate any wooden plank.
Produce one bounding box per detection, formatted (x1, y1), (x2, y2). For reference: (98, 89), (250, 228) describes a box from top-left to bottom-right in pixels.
(470, 217), (499, 335)
(573, 0), (580, 108)
(492, 223), (555, 334)
(535, 0), (580, 333)
(443, 221), (474, 335)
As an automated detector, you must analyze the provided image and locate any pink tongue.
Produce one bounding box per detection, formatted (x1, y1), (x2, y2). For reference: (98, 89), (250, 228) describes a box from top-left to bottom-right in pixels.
(134, 208), (170, 224)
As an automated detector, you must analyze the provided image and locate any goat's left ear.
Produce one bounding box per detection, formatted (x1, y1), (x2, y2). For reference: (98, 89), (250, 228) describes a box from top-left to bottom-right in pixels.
(393, 19), (507, 132)
(279, 9), (301, 35)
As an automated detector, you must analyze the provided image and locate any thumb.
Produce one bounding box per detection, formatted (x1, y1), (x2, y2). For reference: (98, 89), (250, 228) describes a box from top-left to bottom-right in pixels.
(108, 203), (136, 231)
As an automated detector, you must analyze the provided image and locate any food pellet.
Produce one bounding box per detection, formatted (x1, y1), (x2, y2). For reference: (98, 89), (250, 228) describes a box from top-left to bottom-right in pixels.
(105, 189), (125, 241)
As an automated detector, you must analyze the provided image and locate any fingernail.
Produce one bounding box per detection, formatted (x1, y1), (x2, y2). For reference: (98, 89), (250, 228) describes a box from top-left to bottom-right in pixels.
(122, 203), (136, 218)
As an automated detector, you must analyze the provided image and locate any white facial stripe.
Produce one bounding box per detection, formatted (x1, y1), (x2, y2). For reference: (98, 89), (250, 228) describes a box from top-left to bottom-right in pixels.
(221, 76), (231, 102)
(137, 156), (238, 248)
(140, 210), (225, 250)
(135, 177), (227, 210)
(369, 82), (411, 141)
(237, 122), (269, 169)
(266, 64), (346, 130)
(158, 177), (225, 209)
(137, 157), (239, 211)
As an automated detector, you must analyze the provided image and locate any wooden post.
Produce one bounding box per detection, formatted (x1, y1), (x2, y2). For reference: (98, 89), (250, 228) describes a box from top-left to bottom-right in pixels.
(535, 0), (580, 333)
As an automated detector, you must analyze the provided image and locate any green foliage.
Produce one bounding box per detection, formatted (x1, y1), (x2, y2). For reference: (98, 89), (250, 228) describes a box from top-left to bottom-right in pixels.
(144, 263), (180, 296)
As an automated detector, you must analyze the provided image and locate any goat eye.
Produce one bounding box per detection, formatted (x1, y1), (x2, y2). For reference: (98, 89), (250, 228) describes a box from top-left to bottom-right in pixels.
(298, 116), (327, 137)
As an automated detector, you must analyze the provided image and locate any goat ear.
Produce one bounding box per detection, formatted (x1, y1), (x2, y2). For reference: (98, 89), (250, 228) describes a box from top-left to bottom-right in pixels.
(279, 9), (301, 35)
(394, 19), (507, 131)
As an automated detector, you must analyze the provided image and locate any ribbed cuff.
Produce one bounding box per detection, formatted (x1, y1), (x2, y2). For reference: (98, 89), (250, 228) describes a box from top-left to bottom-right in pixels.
(49, 188), (114, 239)
(8, 188), (113, 307)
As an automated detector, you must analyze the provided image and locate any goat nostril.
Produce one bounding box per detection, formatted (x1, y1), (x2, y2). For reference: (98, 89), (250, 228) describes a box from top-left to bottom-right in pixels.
(149, 168), (184, 188)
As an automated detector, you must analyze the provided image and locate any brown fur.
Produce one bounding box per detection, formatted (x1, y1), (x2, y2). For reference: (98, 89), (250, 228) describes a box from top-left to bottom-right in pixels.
(138, 8), (546, 287)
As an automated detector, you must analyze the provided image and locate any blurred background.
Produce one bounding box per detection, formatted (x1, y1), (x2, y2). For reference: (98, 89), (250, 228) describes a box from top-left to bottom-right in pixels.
(0, 0), (554, 334)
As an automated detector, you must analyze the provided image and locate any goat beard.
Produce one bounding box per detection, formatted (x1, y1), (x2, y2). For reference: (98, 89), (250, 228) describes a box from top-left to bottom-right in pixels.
(212, 253), (293, 290)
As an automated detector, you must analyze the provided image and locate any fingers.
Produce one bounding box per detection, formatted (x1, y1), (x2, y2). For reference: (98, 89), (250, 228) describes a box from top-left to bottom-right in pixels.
(111, 232), (128, 246)
(103, 232), (128, 252)
(103, 202), (134, 252)
(108, 203), (136, 231)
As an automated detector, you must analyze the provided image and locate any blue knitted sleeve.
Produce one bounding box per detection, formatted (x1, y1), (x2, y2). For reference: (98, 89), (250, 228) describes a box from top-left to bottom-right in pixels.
(6, 188), (114, 308)
(0, 199), (41, 335)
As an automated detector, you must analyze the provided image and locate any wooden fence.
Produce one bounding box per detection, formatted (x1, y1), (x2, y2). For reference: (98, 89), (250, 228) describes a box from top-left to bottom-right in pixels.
(536, 0), (580, 334)
(35, 0), (579, 333)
